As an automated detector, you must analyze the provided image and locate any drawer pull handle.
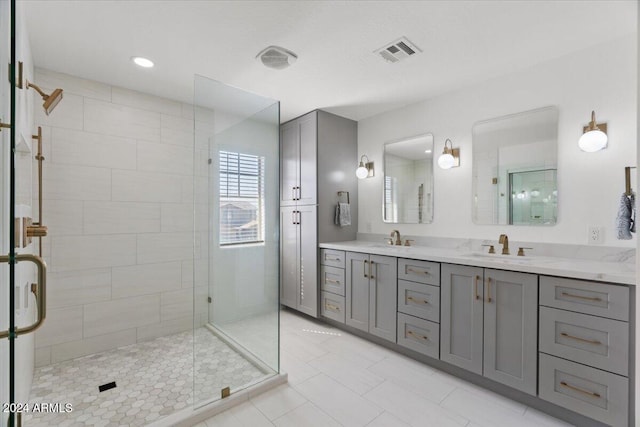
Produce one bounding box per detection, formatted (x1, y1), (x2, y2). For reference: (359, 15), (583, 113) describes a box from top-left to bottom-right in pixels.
(560, 381), (601, 398)
(325, 278), (341, 284)
(325, 256), (341, 261)
(561, 292), (602, 302)
(407, 330), (428, 341)
(406, 266), (429, 276)
(407, 296), (428, 305)
(560, 332), (602, 346)
(474, 275), (480, 300)
(325, 303), (340, 312)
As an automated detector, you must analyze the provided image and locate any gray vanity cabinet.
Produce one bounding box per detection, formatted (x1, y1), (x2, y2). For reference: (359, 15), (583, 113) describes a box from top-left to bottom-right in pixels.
(345, 252), (397, 342)
(441, 264), (538, 395)
(483, 268), (538, 395)
(280, 205), (318, 317)
(441, 264), (484, 375)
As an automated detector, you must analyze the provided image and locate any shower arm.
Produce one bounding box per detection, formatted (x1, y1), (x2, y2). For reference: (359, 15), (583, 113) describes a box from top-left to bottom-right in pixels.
(27, 81), (49, 99)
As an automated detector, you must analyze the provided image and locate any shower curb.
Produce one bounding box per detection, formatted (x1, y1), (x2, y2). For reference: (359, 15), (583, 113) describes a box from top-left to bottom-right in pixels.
(148, 373), (288, 427)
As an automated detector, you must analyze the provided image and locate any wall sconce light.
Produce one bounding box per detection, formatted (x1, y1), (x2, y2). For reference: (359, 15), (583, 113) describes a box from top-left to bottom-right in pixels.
(356, 155), (374, 179)
(578, 110), (608, 152)
(437, 139), (460, 169)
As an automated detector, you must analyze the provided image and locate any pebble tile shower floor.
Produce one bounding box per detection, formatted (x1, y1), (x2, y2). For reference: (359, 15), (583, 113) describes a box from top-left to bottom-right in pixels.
(25, 328), (269, 426)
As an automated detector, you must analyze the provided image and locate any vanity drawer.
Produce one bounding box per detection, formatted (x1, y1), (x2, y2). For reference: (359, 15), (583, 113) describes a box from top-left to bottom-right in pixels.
(320, 265), (345, 296)
(321, 291), (345, 323)
(397, 280), (440, 323)
(539, 307), (629, 376)
(320, 249), (345, 269)
(539, 353), (628, 427)
(397, 313), (439, 359)
(398, 258), (440, 286)
(540, 276), (629, 321)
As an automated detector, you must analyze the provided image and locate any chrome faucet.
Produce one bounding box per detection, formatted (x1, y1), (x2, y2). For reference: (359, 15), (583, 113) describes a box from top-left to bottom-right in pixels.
(498, 234), (510, 255)
(390, 230), (402, 246)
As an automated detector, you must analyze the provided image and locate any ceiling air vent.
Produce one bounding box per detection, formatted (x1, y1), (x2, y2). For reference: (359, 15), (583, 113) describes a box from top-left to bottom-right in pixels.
(374, 37), (421, 63)
(256, 46), (298, 70)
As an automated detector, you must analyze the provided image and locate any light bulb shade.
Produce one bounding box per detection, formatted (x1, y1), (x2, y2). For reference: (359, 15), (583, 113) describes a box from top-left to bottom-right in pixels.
(356, 155), (374, 179)
(356, 165), (369, 179)
(438, 153), (455, 169)
(578, 130), (608, 152)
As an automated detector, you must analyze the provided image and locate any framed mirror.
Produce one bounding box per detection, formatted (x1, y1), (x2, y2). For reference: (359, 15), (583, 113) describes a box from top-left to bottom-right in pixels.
(383, 133), (434, 224)
(472, 106), (559, 225)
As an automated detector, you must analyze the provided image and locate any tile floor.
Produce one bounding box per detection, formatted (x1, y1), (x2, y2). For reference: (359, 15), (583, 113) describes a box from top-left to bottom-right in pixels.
(26, 327), (269, 426)
(199, 309), (574, 427)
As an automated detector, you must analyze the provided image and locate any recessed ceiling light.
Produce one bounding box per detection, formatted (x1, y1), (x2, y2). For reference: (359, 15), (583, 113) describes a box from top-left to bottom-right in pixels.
(425, 149), (432, 153)
(131, 56), (154, 68)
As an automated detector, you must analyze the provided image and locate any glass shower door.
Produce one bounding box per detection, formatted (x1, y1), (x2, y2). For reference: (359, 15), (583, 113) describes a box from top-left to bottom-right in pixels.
(193, 76), (280, 406)
(1, 0), (15, 425)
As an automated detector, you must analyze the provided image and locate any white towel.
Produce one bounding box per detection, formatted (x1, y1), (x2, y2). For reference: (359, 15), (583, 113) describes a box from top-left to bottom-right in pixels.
(334, 203), (351, 227)
(616, 192), (635, 240)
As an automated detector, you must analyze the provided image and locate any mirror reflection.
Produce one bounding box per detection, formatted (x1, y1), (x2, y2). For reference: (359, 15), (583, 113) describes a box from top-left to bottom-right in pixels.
(472, 106), (559, 225)
(383, 133), (434, 224)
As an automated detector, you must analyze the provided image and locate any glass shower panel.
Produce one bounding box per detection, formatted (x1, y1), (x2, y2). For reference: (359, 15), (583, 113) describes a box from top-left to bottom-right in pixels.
(193, 76), (279, 406)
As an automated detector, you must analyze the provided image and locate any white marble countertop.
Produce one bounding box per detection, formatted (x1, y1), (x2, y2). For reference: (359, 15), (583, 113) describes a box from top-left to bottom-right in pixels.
(319, 240), (636, 285)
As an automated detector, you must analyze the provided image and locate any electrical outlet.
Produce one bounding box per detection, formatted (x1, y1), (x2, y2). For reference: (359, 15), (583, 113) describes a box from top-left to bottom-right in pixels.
(588, 226), (604, 245)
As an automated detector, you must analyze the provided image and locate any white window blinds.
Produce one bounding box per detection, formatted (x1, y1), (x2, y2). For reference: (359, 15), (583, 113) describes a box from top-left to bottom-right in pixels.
(219, 151), (265, 245)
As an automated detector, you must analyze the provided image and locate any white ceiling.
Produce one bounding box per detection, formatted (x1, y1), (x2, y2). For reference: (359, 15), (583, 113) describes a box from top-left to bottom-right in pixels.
(24, 1), (637, 122)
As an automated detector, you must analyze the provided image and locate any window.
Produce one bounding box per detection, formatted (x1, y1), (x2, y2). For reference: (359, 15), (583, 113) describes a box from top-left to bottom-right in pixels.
(384, 175), (398, 222)
(219, 151), (265, 245)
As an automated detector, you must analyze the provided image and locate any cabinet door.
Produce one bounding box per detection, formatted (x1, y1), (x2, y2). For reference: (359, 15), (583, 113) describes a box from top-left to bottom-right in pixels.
(280, 121), (299, 206)
(297, 205), (318, 317)
(440, 264), (484, 375)
(369, 255), (397, 342)
(280, 207), (298, 309)
(297, 112), (317, 205)
(345, 252), (370, 332)
(483, 269), (537, 395)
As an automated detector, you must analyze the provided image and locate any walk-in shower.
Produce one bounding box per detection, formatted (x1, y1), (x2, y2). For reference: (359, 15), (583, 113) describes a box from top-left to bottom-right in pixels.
(1, 3), (280, 421)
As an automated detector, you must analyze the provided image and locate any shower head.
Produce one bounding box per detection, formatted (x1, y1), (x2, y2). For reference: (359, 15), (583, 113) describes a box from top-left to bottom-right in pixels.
(27, 82), (64, 115)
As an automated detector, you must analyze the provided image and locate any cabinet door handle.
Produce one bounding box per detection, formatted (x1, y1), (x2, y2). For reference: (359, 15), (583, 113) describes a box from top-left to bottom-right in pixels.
(559, 381), (601, 398)
(369, 260), (375, 279)
(406, 266), (429, 276)
(474, 275), (480, 300)
(407, 330), (429, 341)
(363, 260), (368, 278)
(291, 186), (296, 201)
(291, 211), (295, 224)
(560, 332), (602, 346)
(325, 303), (340, 312)
(407, 296), (428, 305)
(297, 211), (301, 225)
(295, 186), (301, 201)
(486, 277), (492, 303)
(560, 292), (602, 302)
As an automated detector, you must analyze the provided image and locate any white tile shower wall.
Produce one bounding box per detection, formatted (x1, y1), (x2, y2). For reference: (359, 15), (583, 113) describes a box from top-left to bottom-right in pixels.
(33, 67), (209, 366)
(358, 34), (637, 247)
